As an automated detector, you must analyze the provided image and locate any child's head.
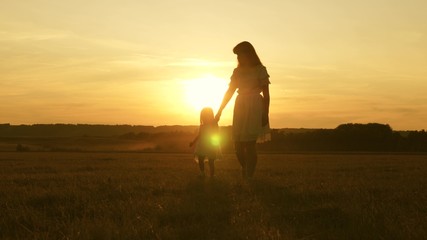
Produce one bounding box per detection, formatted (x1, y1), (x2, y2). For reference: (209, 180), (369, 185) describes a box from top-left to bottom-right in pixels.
(200, 107), (215, 125)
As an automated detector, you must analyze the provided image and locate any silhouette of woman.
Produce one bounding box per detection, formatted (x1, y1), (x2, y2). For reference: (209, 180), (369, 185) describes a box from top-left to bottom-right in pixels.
(215, 41), (270, 179)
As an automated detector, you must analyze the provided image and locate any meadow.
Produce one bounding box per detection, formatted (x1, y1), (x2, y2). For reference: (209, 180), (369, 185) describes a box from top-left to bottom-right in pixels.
(1, 152), (426, 239)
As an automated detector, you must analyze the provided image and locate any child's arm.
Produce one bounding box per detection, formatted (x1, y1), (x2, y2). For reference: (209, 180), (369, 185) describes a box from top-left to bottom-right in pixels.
(189, 134), (199, 147)
(190, 126), (201, 147)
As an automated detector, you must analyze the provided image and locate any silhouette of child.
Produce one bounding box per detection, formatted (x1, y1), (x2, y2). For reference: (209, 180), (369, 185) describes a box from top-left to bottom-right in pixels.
(190, 107), (221, 177)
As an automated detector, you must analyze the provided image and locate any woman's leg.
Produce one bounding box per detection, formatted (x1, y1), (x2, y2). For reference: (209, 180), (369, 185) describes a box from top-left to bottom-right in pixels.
(235, 141), (247, 178)
(246, 141), (257, 178)
(198, 155), (205, 176)
(208, 158), (215, 177)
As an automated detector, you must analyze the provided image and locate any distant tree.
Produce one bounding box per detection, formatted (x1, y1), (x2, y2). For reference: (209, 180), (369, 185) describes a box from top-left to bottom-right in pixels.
(334, 123), (394, 151)
(406, 130), (427, 151)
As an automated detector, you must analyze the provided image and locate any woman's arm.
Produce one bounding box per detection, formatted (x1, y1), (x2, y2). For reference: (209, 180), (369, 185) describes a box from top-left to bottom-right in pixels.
(215, 86), (236, 121)
(262, 84), (270, 126)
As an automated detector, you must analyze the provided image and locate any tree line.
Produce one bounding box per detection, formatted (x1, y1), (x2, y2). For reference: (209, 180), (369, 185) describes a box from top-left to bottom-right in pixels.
(257, 123), (427, 152)
(0, 124), (196, 137)
(2, 123), (426, 152)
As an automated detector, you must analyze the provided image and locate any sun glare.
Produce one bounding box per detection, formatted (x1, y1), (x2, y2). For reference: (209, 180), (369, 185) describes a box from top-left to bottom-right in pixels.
(183, 74), (229, 113)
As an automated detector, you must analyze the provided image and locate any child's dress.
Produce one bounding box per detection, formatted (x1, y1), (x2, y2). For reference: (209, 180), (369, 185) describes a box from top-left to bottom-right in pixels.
(194, 123), (221, 160)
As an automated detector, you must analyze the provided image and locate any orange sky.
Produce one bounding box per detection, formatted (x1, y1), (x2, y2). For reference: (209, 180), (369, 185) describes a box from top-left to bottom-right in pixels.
(1, 1), (426, 130)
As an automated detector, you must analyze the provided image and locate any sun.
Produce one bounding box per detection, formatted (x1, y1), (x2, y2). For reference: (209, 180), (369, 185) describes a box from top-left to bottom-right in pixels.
(183, 74), (229, 113)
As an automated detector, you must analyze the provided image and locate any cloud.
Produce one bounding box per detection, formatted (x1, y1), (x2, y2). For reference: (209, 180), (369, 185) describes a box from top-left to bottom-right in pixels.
(0, 26), (178, 85)
(166, 58), (234, 67)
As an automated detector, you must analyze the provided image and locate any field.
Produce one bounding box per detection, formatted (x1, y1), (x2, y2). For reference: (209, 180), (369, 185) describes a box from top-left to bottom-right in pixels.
(1, 152), (426, 239)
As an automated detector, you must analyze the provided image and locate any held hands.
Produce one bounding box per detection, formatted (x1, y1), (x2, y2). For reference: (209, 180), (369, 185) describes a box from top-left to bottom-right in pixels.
(215, 110), (222, 122)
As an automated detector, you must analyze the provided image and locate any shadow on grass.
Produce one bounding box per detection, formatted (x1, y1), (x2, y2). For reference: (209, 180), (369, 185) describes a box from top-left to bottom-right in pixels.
(158, 177), (238, 239)
(249, 179), (354, 240)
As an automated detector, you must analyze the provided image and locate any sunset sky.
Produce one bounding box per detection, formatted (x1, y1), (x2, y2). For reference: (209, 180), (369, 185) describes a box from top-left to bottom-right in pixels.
(1, 0), (426, 130)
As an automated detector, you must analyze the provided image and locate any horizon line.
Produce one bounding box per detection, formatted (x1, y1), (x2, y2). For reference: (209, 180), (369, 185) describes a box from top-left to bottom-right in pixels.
(0, 122), (425, 131)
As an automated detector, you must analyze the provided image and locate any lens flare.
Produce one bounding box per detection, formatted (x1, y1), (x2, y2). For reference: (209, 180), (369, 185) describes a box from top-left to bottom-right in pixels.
(210, 134), (220, 146)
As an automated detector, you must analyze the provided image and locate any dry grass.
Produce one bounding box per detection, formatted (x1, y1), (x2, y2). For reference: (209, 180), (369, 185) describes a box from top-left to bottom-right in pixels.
(0, 152), (426, 239)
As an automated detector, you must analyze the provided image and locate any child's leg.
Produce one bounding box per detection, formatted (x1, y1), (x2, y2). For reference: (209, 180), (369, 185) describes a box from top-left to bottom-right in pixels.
(246, 141), (257, 178)
(198, 155), (205, 175)
(208, 158), (215, 177)
(235, 141), (247, 178)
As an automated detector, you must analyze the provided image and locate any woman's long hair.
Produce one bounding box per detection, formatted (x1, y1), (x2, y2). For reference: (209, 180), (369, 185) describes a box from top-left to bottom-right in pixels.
(233, 41), (262, 67)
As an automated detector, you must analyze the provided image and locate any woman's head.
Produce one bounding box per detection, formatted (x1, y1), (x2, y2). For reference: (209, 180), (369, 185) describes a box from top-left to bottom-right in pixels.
(200, 107), (215, 125)
(233, 41), (262, 67)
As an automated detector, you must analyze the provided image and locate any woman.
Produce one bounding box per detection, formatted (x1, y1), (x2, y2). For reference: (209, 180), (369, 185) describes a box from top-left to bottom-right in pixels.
(215, 41), (270, 179)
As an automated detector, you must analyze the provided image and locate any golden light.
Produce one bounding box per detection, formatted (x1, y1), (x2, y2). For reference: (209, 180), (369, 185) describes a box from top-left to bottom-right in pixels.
(183, 74), (229, 113)
(210, 134), (221, 146)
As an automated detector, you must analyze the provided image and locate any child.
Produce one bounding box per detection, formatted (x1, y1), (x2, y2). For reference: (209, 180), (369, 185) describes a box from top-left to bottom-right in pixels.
(189, 107), (221, 177)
